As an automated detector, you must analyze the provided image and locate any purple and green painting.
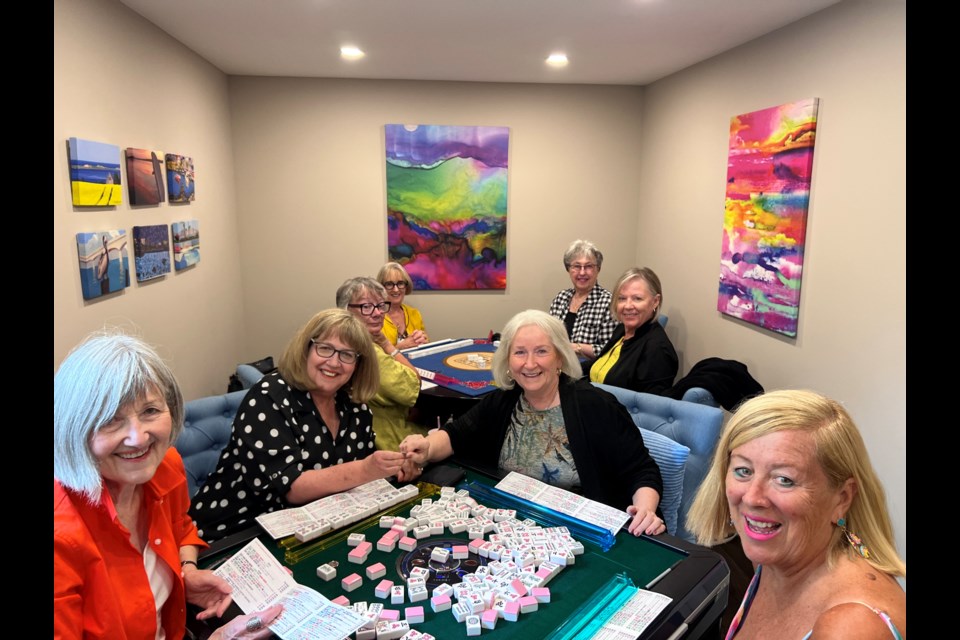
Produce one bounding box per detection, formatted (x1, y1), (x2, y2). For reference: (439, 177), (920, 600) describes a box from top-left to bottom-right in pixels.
(171, 219), (200, 270)
(165, 153), (195, 202)
(126, 148), (166, 205)
(69, 138), (122, 206)
(76, 230), (130, 299)
(385, 124), (508, 290)
(718, 98), (819, 338)
(132, 224), (171, 282)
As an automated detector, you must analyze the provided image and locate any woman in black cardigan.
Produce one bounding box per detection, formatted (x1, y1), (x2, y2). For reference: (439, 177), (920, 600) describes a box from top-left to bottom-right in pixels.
(586, 267), (678, 395)
(400, 309), (666, 537)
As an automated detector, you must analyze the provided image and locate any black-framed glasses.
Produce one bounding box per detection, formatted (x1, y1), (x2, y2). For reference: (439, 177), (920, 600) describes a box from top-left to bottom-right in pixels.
(348, 301), (391, 315)
(381, 281), (405, 290)
(310, 339), (360, 364)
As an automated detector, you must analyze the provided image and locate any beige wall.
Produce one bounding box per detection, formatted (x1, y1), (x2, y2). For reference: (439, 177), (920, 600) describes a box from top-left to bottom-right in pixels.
(53, 0), (246, 399)
(54, 0), (905, 560)
(636, 0), (906, 560)
(229, 78), (644, 358)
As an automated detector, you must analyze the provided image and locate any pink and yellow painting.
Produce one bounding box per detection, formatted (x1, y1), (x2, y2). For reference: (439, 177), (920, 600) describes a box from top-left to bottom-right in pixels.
(385, 124), (508, 290)
(718, 98), (819, 338)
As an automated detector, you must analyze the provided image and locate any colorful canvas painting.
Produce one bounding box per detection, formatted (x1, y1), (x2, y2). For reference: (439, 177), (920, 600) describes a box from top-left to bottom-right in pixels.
(76, 230), (130, 299)
(126, 148), (166, 205)
(385, 124), (508, 290)
(171, 219), (200, 270)
(69, 138), (122, 206)
(132, 225), (171, 282)
(165, 153), (195, 202)
(718, 98), (819, 338)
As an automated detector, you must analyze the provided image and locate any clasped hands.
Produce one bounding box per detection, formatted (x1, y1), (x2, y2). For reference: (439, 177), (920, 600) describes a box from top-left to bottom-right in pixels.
(364, 448), (423, 483)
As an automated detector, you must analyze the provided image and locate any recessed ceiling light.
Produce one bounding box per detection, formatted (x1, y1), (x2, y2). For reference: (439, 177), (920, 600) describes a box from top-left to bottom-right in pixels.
(340, 46), (365, 60)
(546, 53), (569, 67)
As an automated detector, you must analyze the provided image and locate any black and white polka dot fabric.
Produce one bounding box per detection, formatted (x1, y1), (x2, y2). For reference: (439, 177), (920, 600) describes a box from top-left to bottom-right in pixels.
(188, 371), (375, 542)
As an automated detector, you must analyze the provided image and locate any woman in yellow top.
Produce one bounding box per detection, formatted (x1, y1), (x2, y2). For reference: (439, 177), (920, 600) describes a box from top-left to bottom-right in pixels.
(586, 267), (678, 395)
(337, 276), (429, 453)
(377, 262), (429, 350)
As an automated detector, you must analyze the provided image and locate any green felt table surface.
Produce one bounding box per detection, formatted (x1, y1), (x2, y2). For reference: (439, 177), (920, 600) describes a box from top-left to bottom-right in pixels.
(200, 469), (725, 639)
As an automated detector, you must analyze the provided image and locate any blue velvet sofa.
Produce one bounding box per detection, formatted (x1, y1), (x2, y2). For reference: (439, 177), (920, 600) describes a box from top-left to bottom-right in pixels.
(592, 382), (724, 543)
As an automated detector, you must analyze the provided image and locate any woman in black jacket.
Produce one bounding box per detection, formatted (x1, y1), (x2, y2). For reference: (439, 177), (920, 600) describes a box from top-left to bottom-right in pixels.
(586, 267), (678, 395)
(400, 309), (666, 537)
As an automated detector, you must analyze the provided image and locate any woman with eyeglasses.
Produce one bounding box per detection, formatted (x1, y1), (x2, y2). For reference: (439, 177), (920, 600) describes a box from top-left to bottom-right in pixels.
(337, 277), (429, 454)
(189, 309), (413, 542)
(377, 262), (429, 350)
(548, 239), (618, 360)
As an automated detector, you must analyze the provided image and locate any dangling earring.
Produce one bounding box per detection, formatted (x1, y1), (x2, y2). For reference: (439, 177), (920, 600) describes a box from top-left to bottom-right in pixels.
(837, 517), (871, 559)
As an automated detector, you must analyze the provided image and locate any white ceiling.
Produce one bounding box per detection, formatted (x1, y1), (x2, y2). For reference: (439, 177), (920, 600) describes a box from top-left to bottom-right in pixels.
(118, 0), (842, 86)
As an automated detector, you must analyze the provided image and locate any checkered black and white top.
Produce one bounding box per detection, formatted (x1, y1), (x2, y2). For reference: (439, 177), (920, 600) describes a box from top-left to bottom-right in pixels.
(548, 284), (618, 355)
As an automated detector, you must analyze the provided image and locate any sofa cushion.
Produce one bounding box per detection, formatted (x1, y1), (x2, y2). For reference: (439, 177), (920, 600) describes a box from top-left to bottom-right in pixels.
(175, 389), (246, 497)
(639, 427), (689, 536)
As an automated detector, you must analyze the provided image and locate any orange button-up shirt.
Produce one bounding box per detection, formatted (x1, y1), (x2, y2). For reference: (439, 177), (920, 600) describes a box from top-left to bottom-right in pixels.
(54, 448), (207, 640)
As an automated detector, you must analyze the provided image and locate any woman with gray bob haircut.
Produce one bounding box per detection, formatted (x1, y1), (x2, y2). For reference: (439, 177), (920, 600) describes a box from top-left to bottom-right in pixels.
(336, 276), (428, 455)
(548, 239), (618, 360)
(401, 310), (667, 537)
(55, 331), (280, 640)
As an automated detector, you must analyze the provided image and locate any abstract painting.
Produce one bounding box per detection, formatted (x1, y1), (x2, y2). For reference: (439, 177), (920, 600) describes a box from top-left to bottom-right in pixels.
(165, 153), (195, 202)
(69, 138), (122, 206)
(76, 229), (130, 299)
(126, 148), (166, 205)
(132, 224), (171, 282)
(385, 124), (508, 290)
(171, 219), (200, 270)
(718, 98), (819, 338)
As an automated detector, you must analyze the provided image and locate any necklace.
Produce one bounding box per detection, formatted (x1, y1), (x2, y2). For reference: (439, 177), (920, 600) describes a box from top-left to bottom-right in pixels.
(392, 304), (410, 340)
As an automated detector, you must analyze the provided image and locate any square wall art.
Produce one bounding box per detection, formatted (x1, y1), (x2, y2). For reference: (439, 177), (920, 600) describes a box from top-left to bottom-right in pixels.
(76, 230), (130, 299)
(717, 98), (819, 338)
(132, 224), (171, 282)
(385, 124), (508, 290)
(171, 219), (200, 270)
(165, 153), (195, 202)
(126, 148), (166, 205)
(69, 138), (122, 207)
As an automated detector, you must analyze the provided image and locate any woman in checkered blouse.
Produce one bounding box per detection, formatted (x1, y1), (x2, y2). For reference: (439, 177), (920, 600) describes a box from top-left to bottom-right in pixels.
(548, 239), (618, 360)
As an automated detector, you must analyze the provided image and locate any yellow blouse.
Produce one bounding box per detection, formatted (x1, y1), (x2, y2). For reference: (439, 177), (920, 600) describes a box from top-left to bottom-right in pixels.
(589, 338), (623, 383)
(382, 303), (426, 346)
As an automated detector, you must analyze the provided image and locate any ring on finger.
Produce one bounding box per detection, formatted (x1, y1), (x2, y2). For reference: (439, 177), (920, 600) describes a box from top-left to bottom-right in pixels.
(246, 616), (263, 632)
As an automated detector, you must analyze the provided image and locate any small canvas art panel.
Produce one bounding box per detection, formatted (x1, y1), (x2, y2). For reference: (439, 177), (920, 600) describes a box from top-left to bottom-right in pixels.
(718, 98), (819, 337)
(165, 153), (195, 202)
(76, 229), (130, 299)
(385, 124), (508, 290)
(69, 138), (122, 206)
(171, 219), (200, 270)
(132, 224), (171, 282)
(126, 148), (166, 205)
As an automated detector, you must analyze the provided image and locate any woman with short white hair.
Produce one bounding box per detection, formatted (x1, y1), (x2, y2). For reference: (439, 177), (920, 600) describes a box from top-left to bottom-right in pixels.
(548, 239), (618, 359)
(54, 332), (281, 639)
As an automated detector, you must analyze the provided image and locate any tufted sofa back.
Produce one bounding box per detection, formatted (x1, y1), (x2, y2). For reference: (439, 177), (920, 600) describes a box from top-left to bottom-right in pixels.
(175, 390), (246, 497)
(592, 383), (724, 543)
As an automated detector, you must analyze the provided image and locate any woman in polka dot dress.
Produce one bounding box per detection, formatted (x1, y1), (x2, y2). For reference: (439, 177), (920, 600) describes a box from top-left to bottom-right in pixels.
(189, 309), (415, 542)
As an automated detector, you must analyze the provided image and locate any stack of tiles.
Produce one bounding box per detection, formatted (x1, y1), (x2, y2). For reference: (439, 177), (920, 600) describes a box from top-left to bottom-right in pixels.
(327, 486), (581, 639)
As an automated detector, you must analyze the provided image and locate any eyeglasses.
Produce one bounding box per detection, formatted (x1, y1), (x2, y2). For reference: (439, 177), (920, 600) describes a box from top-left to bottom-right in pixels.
(569, 263), (597, 273)
(310, 339), (360, 364)
(381, 281), (405, 290)
(348, 301), (391, 315)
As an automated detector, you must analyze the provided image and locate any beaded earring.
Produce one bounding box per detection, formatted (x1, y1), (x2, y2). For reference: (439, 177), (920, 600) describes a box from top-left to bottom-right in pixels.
(837, 517), (871, 559)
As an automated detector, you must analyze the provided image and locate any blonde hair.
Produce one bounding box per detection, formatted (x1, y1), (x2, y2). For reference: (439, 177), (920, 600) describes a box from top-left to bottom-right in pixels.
(491, 310), (582, 389)
(687, 389), (905, 577)
(377, 262), (414, 295)
(278, 309), (379, 403)
(610, 267), (663, 321)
